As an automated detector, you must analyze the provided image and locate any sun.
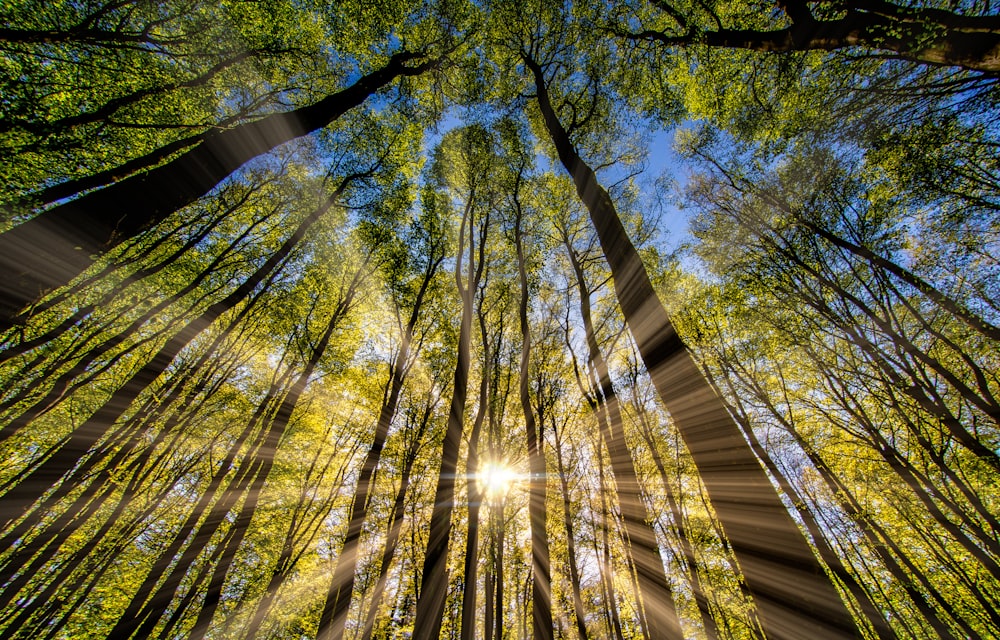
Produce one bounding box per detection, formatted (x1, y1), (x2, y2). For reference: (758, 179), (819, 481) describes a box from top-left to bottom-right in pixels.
(479, 461), (518, 500)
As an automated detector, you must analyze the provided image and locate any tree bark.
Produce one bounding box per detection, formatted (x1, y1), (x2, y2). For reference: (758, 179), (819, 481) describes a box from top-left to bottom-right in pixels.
(412, 191), (484, 637)
(358, 398), (435, 640)
(460, 301), (490, 640)
(318, 243), (442, 640)
(552, 424), (590, 640)
(514, 195), (554, 640)
(564, 239), (681, 640)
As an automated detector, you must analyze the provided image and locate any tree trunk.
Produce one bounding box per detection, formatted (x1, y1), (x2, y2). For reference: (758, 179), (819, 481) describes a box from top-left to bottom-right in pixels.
(246, 423), (363, 640)
(717, 371), (897, 639)
(595, 443), (626, 640)
(627, 381), (720, 640)
(358, 397), (435, 640)
(564, 239), (681, 640)
(460, 302), (490, 640)
(412, 193), (483, 637)
(552, 425), (590, 640)
(631, 2), (1000, 74)
(514, 189), (554, 640)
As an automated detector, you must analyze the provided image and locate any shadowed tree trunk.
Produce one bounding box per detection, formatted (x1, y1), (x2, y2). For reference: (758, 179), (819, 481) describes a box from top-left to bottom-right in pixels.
(460, 296), (491, 640)
(563, 236), (681, 640)
(594, 440), (626, 640)
(358, 396), (436, 640)
(412, 186), (487, 637)
(0, 206), (277, 443)
(245, 421), (366, 640)
(712, 367), (899, 640)
(551, 418), (589, 640)
(513, 184), (554, 640)
(0, 293), (268, 616)
(624, 356), (721, 640)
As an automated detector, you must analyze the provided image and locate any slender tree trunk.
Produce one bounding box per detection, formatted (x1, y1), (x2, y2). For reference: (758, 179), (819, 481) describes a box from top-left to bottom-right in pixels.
(789, 419), (972, 640)
(0, 207), (272, 443)
(494, 499), (505, 640)
(358, 398), (435, 640)
(485, 509), (495, 640)
(628, 390), (720, 640)
(563, 240), (681, 639)
(552, 426), (590, 640)
(595, 444), (626, 640)
(514, 190), (554, 640)
(719, 377), (897, 639)
(526, 55), (860, 639)
(246, 425), (364, 640)
(460, 301), (490, 640)
(0, 200), (231, 366)
(0, 307), (260, 614)
(413, 194), (483, 637)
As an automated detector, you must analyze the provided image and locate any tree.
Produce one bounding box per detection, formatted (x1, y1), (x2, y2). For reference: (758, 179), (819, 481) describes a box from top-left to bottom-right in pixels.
(516, 11), (861, 634)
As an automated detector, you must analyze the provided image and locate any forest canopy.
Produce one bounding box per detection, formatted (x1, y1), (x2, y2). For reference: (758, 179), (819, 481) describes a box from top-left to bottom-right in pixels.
(0, 0), (998, 638)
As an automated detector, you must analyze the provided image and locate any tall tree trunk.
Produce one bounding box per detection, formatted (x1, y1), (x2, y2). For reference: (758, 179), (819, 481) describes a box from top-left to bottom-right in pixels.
(0, 304), (261, 614)
(358, 397), (436, 640)
(245, 422), (364, 640)
(485, 511), (495, 640)
(526, 55), (861, 639)
(0, 51), (434, 327)
(595, 443), (626, 640)
(564, 240), (681, 640)
(718, 374), (898, 639)
(494, 499), (505, 640)
(460, 301), (490, 640)
(0, 199), (230, 366)
(183, 366), (370, 640)
(0, 206), (273, 443)
(552, 424), (590, 640)
(627, 380), (720, 640)
(785, 412), (972, 639)
(514, 187), (554, 640)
